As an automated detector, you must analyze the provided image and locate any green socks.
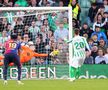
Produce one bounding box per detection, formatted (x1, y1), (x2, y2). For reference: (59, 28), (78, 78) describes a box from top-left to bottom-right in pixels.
(75, 67), (80, 79)
(69, 66), (80, 79)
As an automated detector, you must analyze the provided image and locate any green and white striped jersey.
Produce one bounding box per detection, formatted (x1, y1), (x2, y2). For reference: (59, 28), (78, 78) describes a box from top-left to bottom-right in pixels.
(67, 35), (90, 58)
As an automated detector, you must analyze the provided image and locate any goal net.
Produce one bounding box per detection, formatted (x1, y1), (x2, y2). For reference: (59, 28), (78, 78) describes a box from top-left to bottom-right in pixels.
(0, 7), (72, 79)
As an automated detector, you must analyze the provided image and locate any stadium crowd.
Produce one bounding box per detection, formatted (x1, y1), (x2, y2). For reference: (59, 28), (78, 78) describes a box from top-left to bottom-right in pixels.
(0, 0), (108, 65)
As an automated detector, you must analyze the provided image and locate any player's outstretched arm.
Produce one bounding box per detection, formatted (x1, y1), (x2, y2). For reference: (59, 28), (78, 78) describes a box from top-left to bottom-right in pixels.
(64, 38), (73, 44)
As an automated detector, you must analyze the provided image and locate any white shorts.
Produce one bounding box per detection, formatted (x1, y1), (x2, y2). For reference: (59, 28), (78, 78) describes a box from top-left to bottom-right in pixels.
(69, 57), (86, 68)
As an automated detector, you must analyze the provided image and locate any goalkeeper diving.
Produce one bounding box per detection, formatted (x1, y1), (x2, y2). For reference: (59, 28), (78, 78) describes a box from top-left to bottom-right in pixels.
(64, 28), (91, 82)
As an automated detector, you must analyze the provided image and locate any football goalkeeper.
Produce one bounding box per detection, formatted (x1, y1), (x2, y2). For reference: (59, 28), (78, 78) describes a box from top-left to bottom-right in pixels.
(64, 28), (91, 81)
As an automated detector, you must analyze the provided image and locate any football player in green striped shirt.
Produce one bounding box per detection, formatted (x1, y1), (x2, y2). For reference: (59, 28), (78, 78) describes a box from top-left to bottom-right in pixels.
(65, 28), (91, 81)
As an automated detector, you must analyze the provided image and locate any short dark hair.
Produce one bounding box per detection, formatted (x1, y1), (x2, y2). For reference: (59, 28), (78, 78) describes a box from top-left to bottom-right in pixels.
(104, 12), (108, 14)
(11, 33), (18, 40)
(83, 22), (88, 25)
(91, 3), (96, 6)
(74, 28), (80, 35)
(98, 47), (105, 55)
(95, 25), (100, 28)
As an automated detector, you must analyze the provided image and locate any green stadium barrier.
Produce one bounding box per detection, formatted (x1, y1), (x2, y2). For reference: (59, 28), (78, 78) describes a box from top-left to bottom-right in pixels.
(80, 64), (108, 79)
(0, 64), (108, 79)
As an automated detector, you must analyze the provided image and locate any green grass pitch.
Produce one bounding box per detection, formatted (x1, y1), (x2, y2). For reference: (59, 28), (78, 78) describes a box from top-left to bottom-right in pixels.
(0, 79), (108, 90)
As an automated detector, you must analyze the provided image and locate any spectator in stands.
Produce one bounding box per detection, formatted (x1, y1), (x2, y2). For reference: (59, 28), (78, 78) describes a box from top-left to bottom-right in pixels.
(103, 0), (108, 12)
(84, 51), (94, 64)
(95, 48), (107, 64)
(22, 25), (33, 41)
(99, 38), (107, 50)
(29, 20), (40, 42)
(50, 42), (61, 64)
(45, 30), (54, 43)
(43, 19), (50, 32)
(88, 38), (94, 49)
(14, 17), (24, 34)
(21, 34), (30, 46)
(35, 35), (46, 54)
(48, 12), (58, 31)
(87, 3), (98, 26)
(45, 39), (55, 64)
(93, 14), (107, 31)
(45, 34), (54, 64)
(46, 30), (54, 44)
(36, 14), (43, 27)
(21, 34), (34, 47)
(4, 11), (14, 24)
(0, 0), (2, 7)
(38, 0), (48, 7)
(72, 18), (79, 28)
(3, 0), (8, 6)
(91, 44), (98, 64)
(63, 17), (69, 29)
(2, 18), (8, 30)
(56, 41), (68, 64)
(11, 17), (17, 29)
(96, 5), (105, 17)
(47, 0), (57, 6)
(80, 23), (94, 39)
(46, 2), (51, 6)
(15, 0), (28, 7)
(103, 12), (108, 32)
(17, 34), (22, 42)
(0, 30), (8, 54)
(2, 0), (13, 7)
(40, 25), (47, 42)
(91, 25), (107, 41)
(54, 22), (69, 42)
(68, 0), (81, 20)
(0, 30), (8, 48)
(93, 6), (107, 30)
(52, 19), (59, 30)
(57, 11), (68, 21)
(47, 0), (58, 6)
(104, 47), (108, 64)
(91, 34), (99, 46)
(59, 0), (64, 7)
(6, 23), (13, 36)
(29, 0), (39, 7)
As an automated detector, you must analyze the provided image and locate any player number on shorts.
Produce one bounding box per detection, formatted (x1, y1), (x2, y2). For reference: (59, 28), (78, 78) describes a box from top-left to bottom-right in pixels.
(74, 42), (84, 50)
(9, 43), (17, 49)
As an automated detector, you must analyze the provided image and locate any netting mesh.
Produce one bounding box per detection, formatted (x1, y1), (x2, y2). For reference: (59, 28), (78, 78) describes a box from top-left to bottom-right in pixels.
(0, 8), (71, 79)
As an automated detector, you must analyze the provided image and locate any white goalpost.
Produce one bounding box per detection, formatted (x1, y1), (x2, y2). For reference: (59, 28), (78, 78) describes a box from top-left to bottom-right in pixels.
(0, 7), (72, 79)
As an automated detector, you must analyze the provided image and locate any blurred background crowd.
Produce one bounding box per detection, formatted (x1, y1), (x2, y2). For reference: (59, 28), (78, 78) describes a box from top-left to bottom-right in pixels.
(0, 0), (108, 65)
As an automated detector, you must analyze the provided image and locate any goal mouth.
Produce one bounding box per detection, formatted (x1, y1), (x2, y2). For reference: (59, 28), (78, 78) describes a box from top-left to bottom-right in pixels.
(0, 7), (72, 79)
